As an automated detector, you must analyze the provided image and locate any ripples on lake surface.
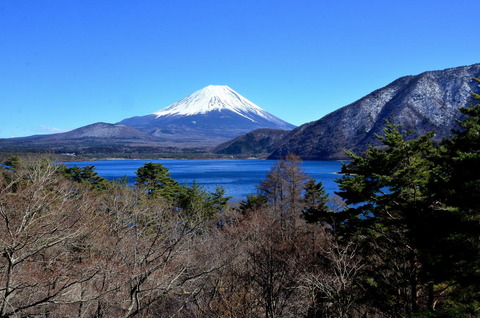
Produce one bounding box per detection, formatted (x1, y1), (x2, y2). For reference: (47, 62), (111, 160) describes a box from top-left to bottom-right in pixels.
(61, 159), (344, 201)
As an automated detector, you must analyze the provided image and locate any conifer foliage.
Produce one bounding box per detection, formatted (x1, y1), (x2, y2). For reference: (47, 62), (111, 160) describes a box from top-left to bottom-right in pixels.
(134, 162), (183, 200)
(335, 106), (480, 316)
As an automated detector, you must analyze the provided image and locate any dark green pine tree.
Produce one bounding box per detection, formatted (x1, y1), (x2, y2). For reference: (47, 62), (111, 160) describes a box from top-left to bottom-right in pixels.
(134, 162), (182, 201)
(301, 178), (330, 224)
(239, 193), (267, 215)
(207, 186), (231, 215)
(3, 155), (21, 169)
(441, 78), (480, 211)
(336, 121), (440, 316)
(178, 181), (210, 216)
(62, 165), (109, 191)
(178, 182), (231, 226)
(427, 78), (480, 315)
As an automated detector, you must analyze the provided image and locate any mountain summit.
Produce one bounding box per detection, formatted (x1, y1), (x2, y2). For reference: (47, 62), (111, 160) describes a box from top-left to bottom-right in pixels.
(118, 85), (295, 145)
(153, 85), (274, 121)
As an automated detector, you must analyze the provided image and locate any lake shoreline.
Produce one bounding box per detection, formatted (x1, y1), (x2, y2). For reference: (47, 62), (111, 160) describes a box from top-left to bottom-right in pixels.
(61, 159), (343, 201)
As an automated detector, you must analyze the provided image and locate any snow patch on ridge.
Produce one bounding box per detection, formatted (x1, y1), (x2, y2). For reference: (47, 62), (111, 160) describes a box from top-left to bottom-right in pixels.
(152, 85), (275, 122)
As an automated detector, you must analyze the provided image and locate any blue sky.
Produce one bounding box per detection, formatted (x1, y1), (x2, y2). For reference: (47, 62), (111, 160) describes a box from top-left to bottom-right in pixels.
(1, 0), (479, 138)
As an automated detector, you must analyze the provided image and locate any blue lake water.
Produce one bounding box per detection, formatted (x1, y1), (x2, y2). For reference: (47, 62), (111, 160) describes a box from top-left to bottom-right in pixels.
(62, 159), (345, 201)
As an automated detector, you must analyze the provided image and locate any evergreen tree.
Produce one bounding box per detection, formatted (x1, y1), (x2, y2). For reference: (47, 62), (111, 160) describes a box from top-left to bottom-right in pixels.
(3, 156), (21, 170)
(178, 182), (231, 220)
(441, 78), (480, 211)
(302, 178), (330, 224)
(178, 181), (211, 217)
(208, 186), (231, 215)
(134, 162), (182, 201)
(62, 165), (109, 191)
(239, 193), (267, 215)
(336, 121), (440, 315)
(426, 79), (480, 315)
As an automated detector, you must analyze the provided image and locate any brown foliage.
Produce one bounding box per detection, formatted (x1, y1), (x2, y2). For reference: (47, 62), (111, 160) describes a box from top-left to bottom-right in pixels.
(0, 159), (366, 317)
(0, 160), (100, 317)
(191, 207), (364, 318)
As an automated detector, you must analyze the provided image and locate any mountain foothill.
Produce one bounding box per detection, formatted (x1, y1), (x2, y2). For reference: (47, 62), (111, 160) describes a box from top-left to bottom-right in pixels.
(1, 63), (480, 159)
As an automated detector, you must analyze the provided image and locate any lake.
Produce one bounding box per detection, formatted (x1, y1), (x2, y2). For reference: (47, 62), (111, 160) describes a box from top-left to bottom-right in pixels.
(62, 159), (345, 201)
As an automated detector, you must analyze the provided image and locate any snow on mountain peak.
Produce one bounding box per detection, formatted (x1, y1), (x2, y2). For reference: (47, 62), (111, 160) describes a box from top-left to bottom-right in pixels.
(152, 85), (273, 122)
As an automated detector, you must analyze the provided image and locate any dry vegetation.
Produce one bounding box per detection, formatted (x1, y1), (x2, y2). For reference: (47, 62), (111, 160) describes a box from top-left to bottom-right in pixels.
(0, 155), (368, 318)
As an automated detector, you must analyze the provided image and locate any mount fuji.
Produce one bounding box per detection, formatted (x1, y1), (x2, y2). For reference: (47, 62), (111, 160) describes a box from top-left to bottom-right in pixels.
(118, 85), (295, 144)
(0, 85), (294, 154)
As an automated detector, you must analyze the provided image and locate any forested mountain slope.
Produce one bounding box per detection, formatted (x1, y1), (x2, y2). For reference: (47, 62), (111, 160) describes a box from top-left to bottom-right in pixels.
(213, 128), (290, 156)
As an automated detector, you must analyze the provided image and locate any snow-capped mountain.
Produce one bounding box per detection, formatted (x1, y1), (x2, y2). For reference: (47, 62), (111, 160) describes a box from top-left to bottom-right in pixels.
(0, 85), (295, 154)
(118, 85), (295, 144)
(153, 85), (282, 123)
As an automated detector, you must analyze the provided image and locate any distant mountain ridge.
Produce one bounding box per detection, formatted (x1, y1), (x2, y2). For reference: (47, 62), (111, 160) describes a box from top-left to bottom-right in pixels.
(0, 86), (295, 154)
(42, 123), (150, 140)
(0, 123), (156, 153)
(268, 63), (480, 160)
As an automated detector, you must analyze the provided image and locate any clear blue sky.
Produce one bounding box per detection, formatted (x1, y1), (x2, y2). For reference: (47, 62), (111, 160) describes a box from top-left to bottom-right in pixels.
(1, 0), (479, 138)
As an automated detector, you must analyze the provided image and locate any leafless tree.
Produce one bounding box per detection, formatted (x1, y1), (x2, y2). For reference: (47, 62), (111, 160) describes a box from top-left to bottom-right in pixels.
(0, 158), (368, 318)
(200, 209), (330, 318)
(92, 183), (223, 317)
(258, 153), (310, 229)
(0, 160), (101, 317)
(299, 237), (364, 318)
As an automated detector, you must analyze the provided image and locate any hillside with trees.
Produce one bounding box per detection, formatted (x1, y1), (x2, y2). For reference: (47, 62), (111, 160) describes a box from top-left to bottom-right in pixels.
(1, 80), (479, 317)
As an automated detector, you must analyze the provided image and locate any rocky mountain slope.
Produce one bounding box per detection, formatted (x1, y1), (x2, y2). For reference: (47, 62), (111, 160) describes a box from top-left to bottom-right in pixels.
(268, 63), (480, 160)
